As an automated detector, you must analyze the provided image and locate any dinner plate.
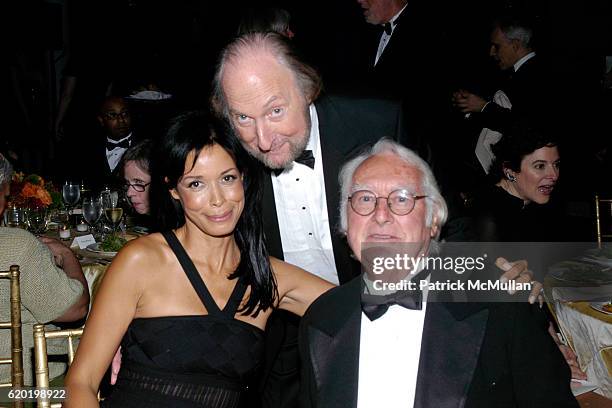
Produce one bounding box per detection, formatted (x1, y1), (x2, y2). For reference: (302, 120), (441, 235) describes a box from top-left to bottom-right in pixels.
(86, 243), (117, 257)
(589, 301), (612, 315)
(548, 261), (612, 285)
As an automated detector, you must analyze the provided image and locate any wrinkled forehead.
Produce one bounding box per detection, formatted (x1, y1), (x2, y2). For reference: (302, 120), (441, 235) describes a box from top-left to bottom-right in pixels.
(223, 52), (298, 96)
(351, 153), (423, 193)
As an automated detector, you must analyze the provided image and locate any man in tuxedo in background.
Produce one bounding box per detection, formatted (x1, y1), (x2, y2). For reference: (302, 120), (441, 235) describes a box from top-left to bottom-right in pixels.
(355, 0), (447, 101)
(78, 96), (139, 190)
(452, 16), (546, 133)
(299, 138), (578, 408)
(357, 0), (408, 72)
(212, 31), (418, 408)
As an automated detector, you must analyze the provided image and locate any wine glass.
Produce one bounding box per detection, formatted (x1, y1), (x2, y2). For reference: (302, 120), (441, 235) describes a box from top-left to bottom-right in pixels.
(82, 196), (102, 233)
(62, 181), (81, 217)
(26, 207), (50, 235)
(101, 190), (123, 234)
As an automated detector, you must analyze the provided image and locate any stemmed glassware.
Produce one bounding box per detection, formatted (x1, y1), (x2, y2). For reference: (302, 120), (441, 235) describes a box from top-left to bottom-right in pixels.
(100, 190), (123, 235)
(82, 196), (103, 234)
(25, 207), (50, 235)
(62, 181), (81, 218)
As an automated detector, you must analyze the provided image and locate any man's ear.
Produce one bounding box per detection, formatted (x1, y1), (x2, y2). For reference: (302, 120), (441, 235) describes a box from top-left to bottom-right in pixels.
(97, 115), (104, 127)
(430, 215), (440, 238)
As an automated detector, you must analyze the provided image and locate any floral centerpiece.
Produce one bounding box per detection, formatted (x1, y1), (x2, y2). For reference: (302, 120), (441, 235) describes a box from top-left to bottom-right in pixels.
(9, 172), (61, 209)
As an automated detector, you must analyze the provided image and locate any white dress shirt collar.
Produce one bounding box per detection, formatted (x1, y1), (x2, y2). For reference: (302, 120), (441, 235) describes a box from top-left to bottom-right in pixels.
(514, 51), (536, 72)
(106, 132), (132, 149)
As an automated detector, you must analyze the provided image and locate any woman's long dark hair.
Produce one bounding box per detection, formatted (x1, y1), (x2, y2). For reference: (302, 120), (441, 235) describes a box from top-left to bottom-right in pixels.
(151, 111), (276, 316)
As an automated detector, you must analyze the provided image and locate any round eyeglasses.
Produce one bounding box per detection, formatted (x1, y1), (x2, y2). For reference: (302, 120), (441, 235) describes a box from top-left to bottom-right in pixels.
(123, 182), (150, 193)
(348, 189), (427, 216)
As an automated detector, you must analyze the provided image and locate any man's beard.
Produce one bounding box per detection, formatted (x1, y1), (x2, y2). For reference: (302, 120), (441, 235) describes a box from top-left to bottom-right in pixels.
(238, 108), (311, 170)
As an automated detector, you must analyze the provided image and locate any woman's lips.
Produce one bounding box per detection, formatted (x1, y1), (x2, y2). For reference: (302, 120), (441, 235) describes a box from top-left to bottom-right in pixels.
(538, 184), (555, 195)
(207, 210), (233, 222)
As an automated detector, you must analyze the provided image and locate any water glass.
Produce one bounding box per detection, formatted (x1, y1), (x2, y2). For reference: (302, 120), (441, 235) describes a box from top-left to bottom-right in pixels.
(26, 207), (50, 235)
(6, 206), (26, 229)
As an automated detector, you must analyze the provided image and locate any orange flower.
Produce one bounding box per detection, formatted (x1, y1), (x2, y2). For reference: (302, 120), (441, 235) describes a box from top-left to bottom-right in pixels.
(10, 173), (57, 209)
(20, 183), (38, 199)
(35, 187), (52, 206)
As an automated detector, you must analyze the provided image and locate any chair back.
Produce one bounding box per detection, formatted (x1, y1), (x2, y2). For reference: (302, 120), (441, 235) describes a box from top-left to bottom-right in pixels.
(0, 265), (23, 402)
(595, 194), (612, 247)
(33, 325), (83, 408)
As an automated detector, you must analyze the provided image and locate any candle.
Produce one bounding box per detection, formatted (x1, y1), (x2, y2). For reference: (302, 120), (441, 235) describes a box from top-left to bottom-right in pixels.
(76, 222), (88, 232)
(59, 226), (71, 240)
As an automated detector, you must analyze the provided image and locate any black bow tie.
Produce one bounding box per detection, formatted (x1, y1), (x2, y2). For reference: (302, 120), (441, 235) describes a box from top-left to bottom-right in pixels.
(296, 149), (315, 169)
(382, 22), (393, 35)
(272, 149), (315, 176)
(361, 288), (422, 321)
(106, 138), (131, 150)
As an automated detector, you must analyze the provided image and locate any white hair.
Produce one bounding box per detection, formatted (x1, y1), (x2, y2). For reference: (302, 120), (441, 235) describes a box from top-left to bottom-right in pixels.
(338, 138), (448, 239)
(497, 18), (533, 49)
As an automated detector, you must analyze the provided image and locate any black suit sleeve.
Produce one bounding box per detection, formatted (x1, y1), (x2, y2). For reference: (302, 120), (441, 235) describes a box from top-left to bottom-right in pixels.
(467, 303), (578, 407)
(298, 309), (315, 408)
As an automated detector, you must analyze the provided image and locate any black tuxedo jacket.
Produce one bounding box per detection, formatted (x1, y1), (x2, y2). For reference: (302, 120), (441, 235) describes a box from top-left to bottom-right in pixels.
(299, 275), (578, 408)
(80, 131), (143, 191)
(366, 3), (447, 106)
(479, 57), (548, 133)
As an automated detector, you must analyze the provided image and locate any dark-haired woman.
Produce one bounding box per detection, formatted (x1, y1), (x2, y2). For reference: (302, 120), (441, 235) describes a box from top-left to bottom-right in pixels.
(65, 112), (333, 407)
(120, 139), (154, 232)
(121, 139), (153, 217)
(469, 122), (587, 380)
(471, 123), (561, 242)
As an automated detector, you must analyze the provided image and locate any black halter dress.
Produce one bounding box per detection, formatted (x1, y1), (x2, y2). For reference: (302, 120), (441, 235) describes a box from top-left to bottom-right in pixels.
(102, 231), (264, 407)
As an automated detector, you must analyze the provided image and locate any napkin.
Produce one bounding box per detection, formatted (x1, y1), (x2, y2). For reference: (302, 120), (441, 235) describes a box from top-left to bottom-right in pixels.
(571, 379), (599, 396)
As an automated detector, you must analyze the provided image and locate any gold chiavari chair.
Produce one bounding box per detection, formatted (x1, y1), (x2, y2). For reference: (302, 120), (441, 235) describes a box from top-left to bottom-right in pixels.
(595, 194), (612, 248)
(0, 265), (23, 408)
(33, 325), (83, 408)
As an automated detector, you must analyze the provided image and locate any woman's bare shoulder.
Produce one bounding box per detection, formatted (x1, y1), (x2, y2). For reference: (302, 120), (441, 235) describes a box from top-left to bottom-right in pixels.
(107, 232), (172, 278)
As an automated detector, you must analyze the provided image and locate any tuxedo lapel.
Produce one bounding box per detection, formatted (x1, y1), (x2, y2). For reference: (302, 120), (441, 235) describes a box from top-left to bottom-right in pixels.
(414, 303), (489, 408)
(315, 97), (365, 284)
(261, 171), (284, 260)
(374, 4), (414, 70)
(305, 277), (362, 408)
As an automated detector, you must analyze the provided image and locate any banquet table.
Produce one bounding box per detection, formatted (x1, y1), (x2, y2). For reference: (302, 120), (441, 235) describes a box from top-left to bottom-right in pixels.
(545, 254), (612, 402)
(44, 227), (140, 303)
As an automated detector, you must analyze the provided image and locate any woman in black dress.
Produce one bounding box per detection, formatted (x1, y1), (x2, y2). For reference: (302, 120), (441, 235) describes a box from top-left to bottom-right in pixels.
(65, 111), (333, 407)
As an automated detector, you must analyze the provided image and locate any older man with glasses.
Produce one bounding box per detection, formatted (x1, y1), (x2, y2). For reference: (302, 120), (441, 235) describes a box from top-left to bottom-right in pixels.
(298, 138), (578, 408)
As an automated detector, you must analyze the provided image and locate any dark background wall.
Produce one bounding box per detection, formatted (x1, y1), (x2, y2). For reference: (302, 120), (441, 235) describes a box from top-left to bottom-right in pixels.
(3, 0), (610, 178)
